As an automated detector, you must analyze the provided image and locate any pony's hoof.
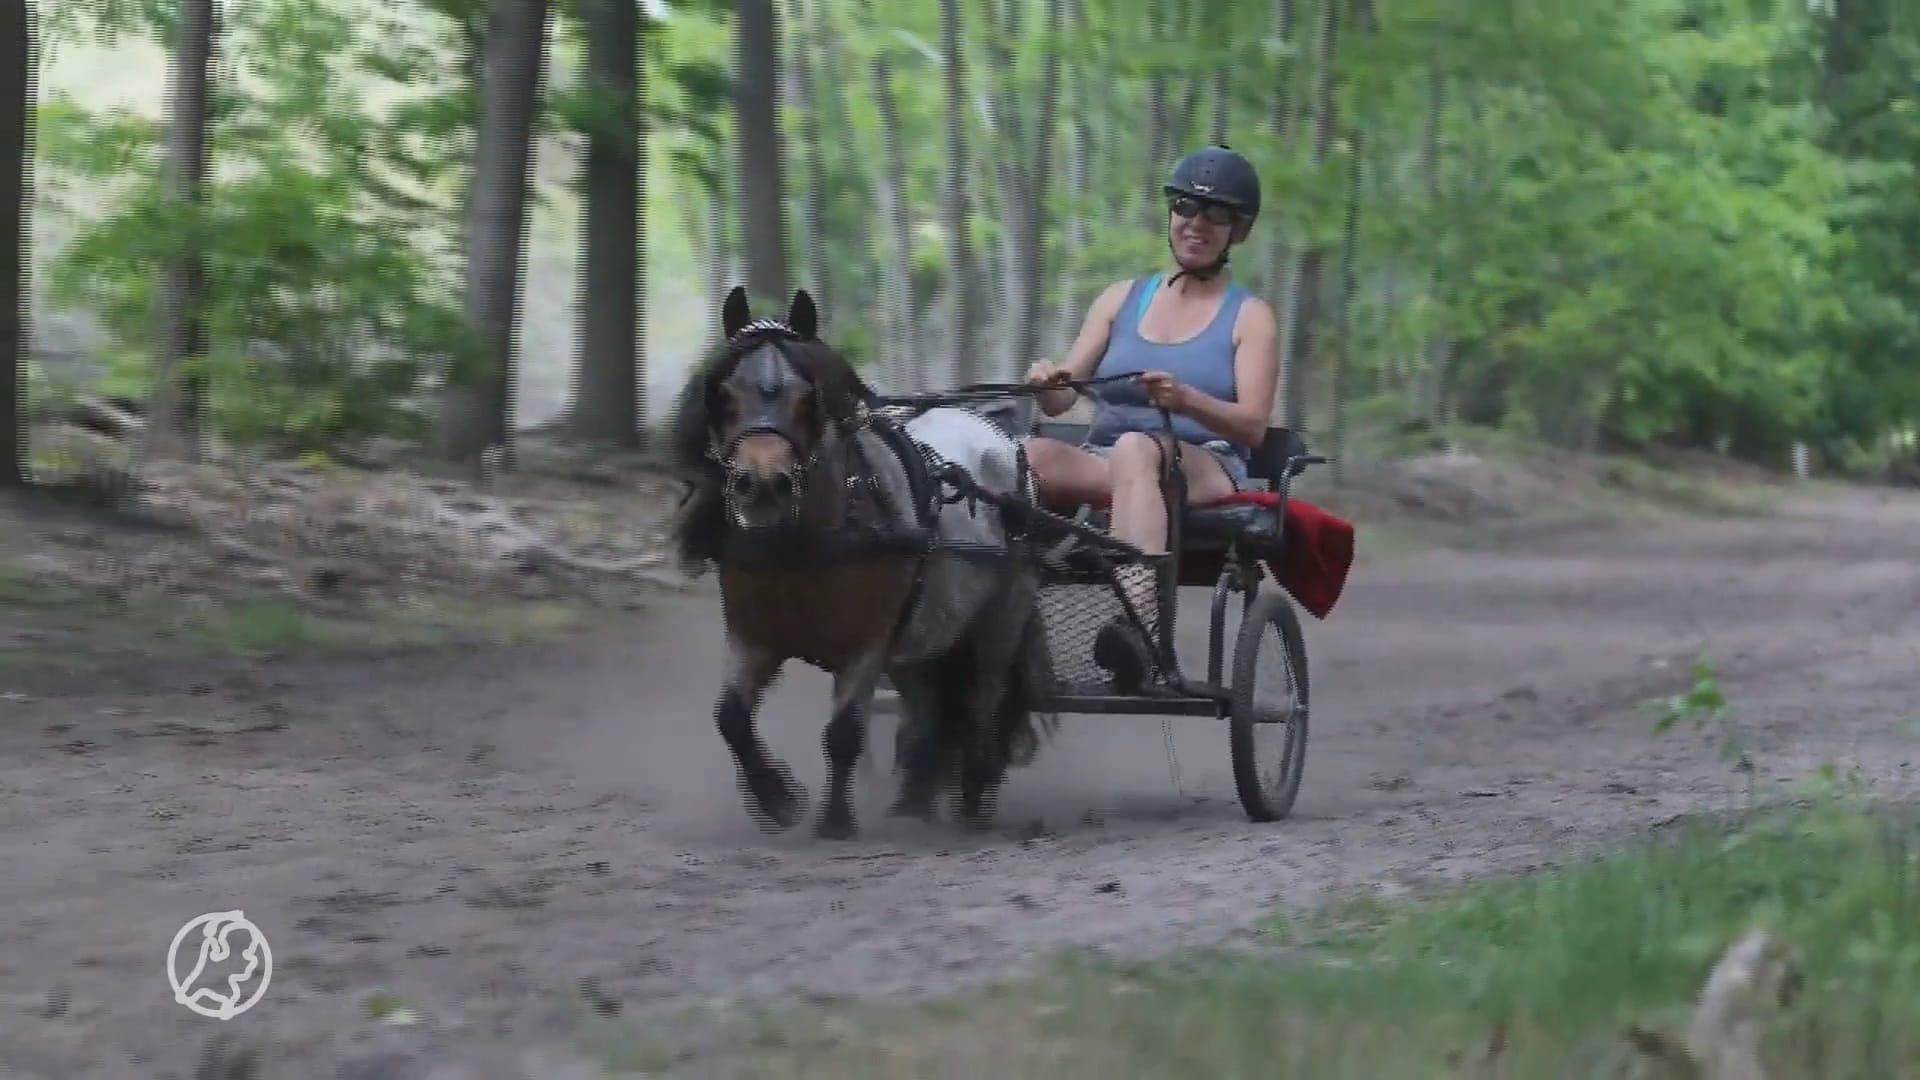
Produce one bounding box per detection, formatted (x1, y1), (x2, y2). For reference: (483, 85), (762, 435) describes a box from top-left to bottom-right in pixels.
(887, 789), (938, 823)
(955, 810), (995, 835)
(815, 808), (857, 841)
(951, 799), (996, 833)
(887, 795), (940, 818)
(744, 771), (807, 833)
(952, 783), (1002, 833)
(750, 799), (803, 834)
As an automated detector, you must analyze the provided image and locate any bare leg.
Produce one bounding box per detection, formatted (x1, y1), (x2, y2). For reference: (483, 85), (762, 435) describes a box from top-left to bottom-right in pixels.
(714, 640), (803, 832)
(1105, 432), (1237, 554)
(1022, 436), (1114, 511)
(1109, 433), (1233, 613)
(1026, 431), (1235, 686)
(1098, 434), (1236, 688)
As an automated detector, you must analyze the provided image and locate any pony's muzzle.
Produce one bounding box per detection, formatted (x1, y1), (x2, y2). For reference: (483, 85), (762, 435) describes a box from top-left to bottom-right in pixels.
(728, 468), (796, 505)
(723, 464), (802, 528)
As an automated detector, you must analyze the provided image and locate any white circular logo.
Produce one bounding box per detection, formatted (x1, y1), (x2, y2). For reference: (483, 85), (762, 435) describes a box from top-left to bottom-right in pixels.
(167, 910), (272, 1020)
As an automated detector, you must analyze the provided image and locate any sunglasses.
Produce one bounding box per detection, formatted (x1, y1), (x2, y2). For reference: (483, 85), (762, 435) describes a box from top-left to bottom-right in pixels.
(1168, 194), (1239, 227)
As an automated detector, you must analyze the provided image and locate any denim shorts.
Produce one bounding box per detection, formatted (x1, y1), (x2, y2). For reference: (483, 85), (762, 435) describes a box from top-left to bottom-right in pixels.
(1081, 438), (1249, 492)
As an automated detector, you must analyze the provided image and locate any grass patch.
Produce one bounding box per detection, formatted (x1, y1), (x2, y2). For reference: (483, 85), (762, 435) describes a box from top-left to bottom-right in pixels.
(0, 559), (604, 667)
(0, 563), (112, 614)
(162, 595), (603, 656)
(614, 794), (1920, 1078)
(1592, 456), (1777, 517)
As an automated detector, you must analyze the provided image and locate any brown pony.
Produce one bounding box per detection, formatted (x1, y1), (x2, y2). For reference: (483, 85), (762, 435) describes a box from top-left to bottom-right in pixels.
(669, 287), (1058, 839)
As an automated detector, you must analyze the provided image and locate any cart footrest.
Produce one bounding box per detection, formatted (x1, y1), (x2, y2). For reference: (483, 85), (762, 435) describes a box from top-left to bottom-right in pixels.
(1046, 693), (1223, 718)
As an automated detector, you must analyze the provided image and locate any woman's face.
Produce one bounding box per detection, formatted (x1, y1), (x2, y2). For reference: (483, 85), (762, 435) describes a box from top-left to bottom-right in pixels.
(1168, 194), (1236, 268)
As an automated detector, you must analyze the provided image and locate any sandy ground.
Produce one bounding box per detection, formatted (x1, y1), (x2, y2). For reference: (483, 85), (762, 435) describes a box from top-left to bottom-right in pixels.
(3, 482), (1920, 1078)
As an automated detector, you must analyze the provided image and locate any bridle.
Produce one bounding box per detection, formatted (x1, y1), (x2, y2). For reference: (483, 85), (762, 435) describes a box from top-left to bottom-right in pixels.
(705, 322), (861, 529)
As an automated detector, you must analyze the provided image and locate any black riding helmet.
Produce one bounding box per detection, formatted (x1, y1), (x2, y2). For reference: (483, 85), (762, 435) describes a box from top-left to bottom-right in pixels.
(1162, 145), (1261, 282)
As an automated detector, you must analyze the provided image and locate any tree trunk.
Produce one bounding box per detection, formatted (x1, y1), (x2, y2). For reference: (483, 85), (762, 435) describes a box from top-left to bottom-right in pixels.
(571, 0), (641, 447)
(146, 0), (216, 464)
(632, 14), (648, 441)
(434, 0), (552, 468)
(0, 0), (29, 486)
(731, 0), (790, 308)
(1171, 0), (1204, 148)
(845, 0), (919, 388)
(1142, 6), (1171, 228)
(1417, 54), (1451, 426)
(938, 0), (979, 385)
(696, 167), (733, 344)
(981, 0), (1060, 380)
(1331, 129), (1361, 484)
(1328, 0), (1373, 479)
(1210, 69), (1231, 145)
(1265, 0), (1299, 424)
(1021, 0), (1062, 377)
(1286, 0), (1341, 434)
(846, 0), (919, 388)
(786, 0), (831, 323)
(1048, 0), (1093, 357)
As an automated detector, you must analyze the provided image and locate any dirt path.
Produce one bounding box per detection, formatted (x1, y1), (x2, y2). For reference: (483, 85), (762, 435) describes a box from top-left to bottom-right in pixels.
(5, 485), (1920, 1078)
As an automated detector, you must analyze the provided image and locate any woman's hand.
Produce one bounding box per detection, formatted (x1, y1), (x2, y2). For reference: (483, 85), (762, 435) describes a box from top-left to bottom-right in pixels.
(1026, 359), (1076, 417)
(1137, 370), (1190, 413)
(1024, 359), (1071, 387)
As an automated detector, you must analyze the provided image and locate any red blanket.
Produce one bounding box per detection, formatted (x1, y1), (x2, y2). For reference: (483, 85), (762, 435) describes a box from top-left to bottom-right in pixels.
(1192, 492), (1356, 620)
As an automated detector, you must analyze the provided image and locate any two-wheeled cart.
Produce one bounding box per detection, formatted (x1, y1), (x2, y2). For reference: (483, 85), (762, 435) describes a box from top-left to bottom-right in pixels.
(873, 378), (1329, 822)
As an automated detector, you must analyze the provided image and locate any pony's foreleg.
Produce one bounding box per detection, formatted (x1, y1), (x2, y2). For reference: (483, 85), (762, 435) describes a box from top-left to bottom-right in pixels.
(715, 639), (805, 832)
(818, 646), (889, 840)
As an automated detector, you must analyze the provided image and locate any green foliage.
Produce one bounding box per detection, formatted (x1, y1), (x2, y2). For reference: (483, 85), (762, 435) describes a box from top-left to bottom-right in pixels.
(1648, 656), (1755, 782)
(40, 0), (476, 454)
(29, 0), (1920, 464)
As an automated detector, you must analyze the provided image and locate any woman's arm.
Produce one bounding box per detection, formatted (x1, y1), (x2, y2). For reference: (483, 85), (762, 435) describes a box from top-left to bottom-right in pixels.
(1037, 281), (1131, 416)
(1170, 297), (1280, 447)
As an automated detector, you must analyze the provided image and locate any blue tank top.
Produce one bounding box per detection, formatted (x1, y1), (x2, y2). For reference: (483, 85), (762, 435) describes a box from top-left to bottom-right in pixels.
(1086, 273), (1251, 463)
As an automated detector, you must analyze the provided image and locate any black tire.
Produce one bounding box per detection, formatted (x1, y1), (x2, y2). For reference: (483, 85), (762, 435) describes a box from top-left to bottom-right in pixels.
(1228, 590), (1310, 823)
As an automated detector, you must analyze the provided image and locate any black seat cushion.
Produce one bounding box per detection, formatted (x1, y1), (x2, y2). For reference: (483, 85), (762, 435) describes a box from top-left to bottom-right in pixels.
(1182, 502), (1283, 548)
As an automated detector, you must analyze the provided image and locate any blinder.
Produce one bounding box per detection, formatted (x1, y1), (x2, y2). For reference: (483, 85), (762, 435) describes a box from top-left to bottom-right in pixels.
(714, 342), (814, 461)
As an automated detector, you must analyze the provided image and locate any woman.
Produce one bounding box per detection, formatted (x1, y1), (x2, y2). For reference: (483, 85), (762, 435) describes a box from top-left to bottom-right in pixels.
(1023, 145), (1281, 684)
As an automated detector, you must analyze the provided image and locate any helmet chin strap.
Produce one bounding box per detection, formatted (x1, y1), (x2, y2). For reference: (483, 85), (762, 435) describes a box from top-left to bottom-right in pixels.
(1167, 231), (1233, 287)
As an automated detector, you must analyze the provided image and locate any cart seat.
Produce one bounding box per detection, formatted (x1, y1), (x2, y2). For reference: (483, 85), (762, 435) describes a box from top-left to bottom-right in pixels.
(1183, 501), (1283, 546)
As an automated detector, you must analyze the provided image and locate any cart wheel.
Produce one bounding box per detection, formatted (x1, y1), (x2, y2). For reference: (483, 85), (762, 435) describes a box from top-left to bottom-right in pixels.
(1228, 590), (1310, 823)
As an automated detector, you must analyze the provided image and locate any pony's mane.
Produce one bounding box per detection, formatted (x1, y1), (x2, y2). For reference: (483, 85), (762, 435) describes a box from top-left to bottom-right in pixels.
(666, 328), (876, 572)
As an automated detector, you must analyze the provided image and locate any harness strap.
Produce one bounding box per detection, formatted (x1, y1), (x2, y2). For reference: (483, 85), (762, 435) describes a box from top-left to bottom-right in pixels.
(865, 412), (942, 532)
(881, 426), (940, 662)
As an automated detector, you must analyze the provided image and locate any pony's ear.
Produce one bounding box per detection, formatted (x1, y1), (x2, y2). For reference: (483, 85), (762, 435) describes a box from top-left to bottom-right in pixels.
(721, 286), (752, 340)
(787, 289), (818, 340)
